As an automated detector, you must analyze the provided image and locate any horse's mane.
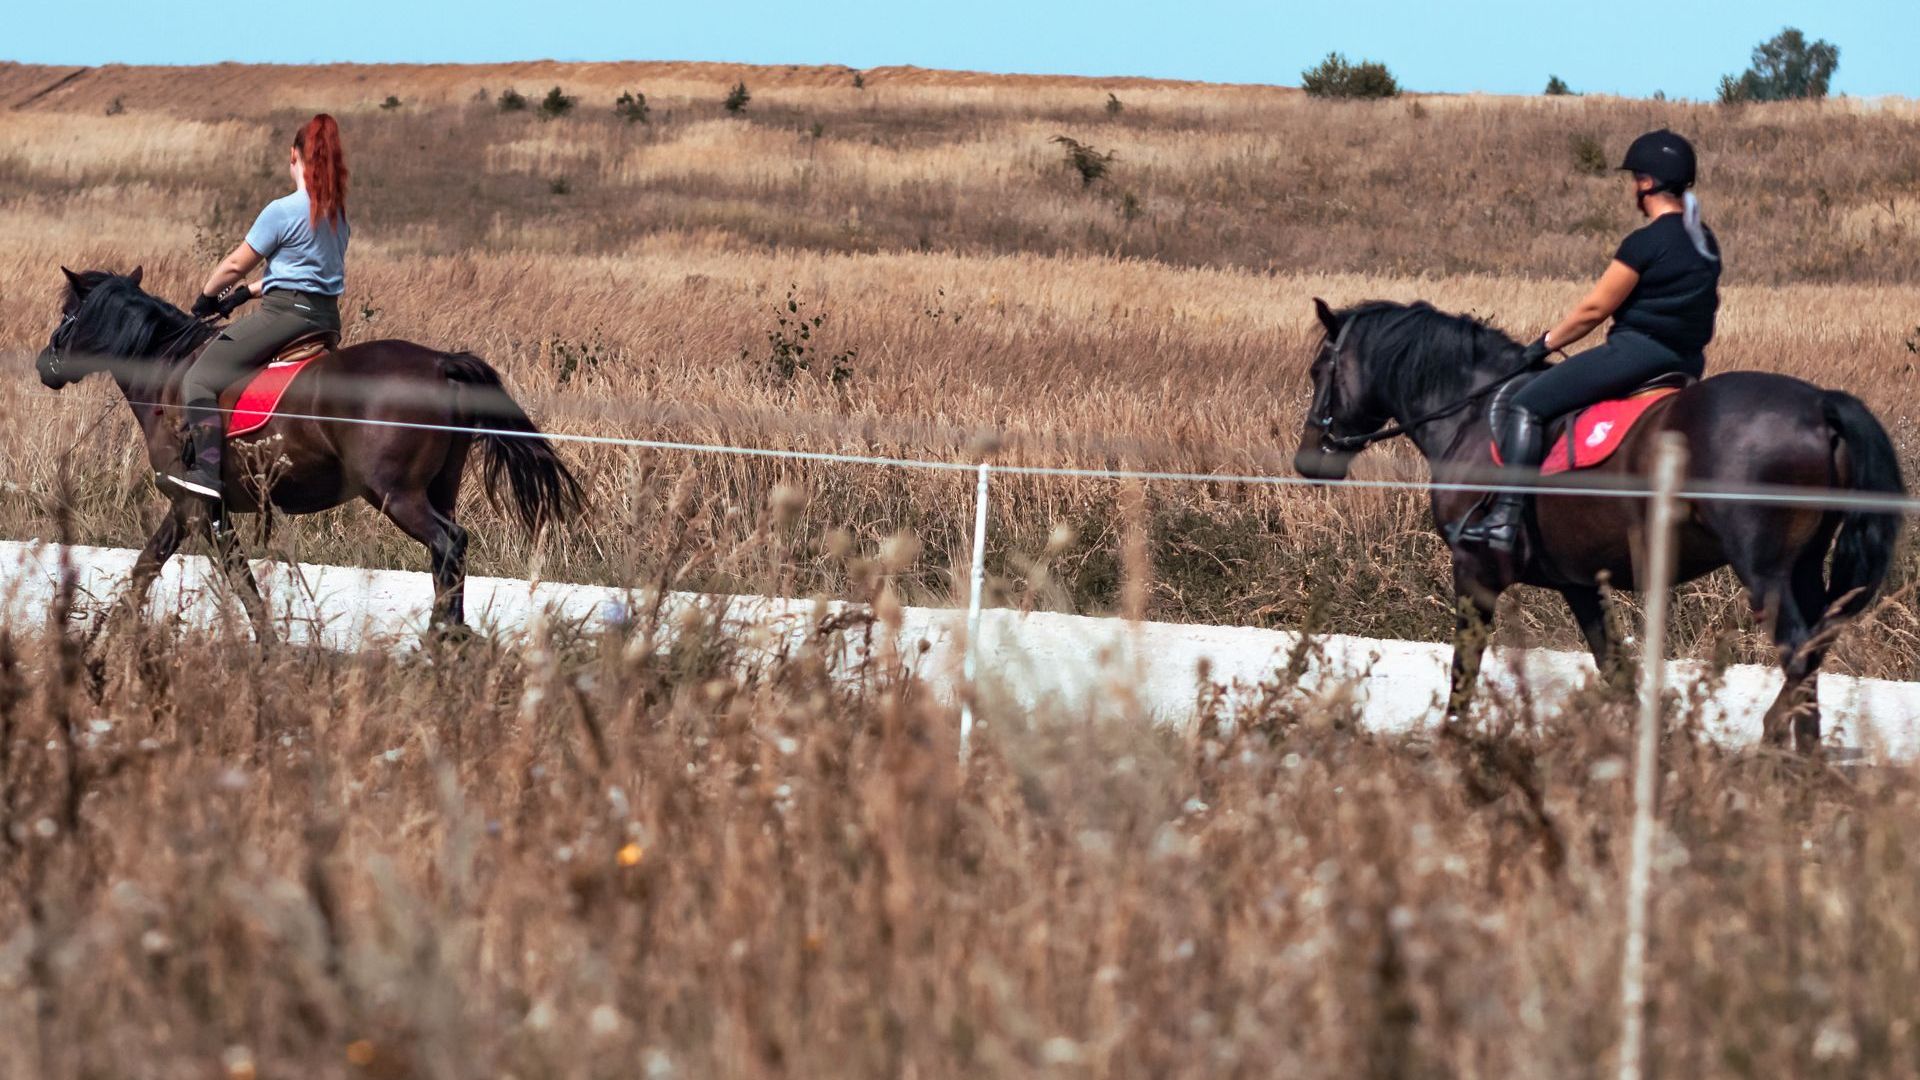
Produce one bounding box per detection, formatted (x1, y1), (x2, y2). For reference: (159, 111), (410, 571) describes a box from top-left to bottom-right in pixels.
(69, 273), (208, 363)
(1335, 300), (1531, 405)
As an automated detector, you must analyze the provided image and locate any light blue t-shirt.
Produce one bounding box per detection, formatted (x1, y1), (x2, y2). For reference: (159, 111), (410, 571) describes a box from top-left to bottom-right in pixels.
(245, 190), (349, 296)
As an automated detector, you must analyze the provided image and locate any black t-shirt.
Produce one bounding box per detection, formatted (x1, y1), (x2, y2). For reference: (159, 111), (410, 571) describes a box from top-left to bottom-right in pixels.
(1611, 213), (1720, 354)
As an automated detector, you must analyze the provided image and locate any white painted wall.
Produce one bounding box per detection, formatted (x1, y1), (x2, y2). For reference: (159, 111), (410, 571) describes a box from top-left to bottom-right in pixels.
(3, 540), (1915, 757)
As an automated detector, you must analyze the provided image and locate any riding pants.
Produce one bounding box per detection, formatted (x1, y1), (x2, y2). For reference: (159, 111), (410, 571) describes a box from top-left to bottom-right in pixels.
(182, 289), (340, 416)
(1511, 329), (1704, 421)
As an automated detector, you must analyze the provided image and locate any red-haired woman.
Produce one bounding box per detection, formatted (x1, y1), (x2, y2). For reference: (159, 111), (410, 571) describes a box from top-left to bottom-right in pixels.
(169, 114), (350, 501)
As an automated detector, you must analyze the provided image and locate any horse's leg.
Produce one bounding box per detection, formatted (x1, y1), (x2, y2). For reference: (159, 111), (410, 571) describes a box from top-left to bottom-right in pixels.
(428, 442), (471, 627)
(125, 501), (189, 617)
(1560, 584), (1629, 692)
(1446, 560), (1502, 723)
(1776, 551), (1835, 754)
(204, 508), (273, 642)
(373, 491), (468, 632)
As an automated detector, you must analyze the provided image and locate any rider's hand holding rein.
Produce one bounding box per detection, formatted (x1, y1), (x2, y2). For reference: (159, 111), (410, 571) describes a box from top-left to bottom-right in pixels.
(192, 244), (265, 318)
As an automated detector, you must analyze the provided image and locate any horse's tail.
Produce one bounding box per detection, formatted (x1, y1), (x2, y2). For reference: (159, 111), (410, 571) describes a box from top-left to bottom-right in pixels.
(438, 351), (585, 536)
(1821, 390), (1905, 620)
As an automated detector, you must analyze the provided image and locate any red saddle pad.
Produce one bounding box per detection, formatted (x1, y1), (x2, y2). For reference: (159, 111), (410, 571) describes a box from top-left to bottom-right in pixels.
(228, 357), (317, 438)
(1490, 388), (1680, 475)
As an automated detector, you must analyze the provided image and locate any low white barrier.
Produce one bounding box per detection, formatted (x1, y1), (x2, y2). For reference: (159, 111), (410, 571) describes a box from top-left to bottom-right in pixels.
(2, 539), (1916, 757)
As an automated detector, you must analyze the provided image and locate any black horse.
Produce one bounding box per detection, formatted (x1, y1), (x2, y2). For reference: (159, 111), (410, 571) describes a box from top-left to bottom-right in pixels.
(1294, 298), (1905, 752)
(36, 267), (584, 634)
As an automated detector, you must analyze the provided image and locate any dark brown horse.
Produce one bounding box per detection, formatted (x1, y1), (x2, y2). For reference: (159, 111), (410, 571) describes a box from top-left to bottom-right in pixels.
(36, 268), (584, 633)
(1294, 298), (1905, 752)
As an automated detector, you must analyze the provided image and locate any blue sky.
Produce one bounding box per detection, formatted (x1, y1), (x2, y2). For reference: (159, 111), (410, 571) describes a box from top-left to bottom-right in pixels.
(7, 1), (1915, 99)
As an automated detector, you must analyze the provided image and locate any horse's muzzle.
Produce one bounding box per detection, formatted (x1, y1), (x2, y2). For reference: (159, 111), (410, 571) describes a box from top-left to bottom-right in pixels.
(1294, 445), (1354, 483)
(36, 349), (70, 389)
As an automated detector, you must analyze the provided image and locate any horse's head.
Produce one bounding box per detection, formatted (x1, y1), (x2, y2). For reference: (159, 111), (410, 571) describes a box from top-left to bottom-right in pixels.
(1293, 297), (1387, 482)
(38, 265), (154, 389)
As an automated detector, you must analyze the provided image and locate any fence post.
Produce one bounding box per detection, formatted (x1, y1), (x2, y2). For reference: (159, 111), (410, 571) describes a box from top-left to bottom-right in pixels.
(959, 462), (991, 762)
(1617, 432), (1687, 1080)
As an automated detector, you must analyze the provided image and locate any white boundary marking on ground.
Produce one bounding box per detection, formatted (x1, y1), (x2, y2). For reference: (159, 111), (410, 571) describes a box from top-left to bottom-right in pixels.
(3, 539), (1916, 758)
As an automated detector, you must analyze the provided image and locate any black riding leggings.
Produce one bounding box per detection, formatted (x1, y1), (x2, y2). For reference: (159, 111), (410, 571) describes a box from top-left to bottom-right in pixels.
(1511, 330), (1705, 420)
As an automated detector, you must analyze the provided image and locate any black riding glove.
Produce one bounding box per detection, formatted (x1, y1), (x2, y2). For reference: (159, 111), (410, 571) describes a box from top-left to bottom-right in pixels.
(216, 288), (255, 317)
(1520, 335), (1552, 366)
(190, 293), (222, 318)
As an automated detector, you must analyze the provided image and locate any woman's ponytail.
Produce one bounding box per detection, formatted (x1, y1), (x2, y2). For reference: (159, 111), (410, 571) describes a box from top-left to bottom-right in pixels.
(293, 114), (348, 230)
(1681, 190), (1716, 262)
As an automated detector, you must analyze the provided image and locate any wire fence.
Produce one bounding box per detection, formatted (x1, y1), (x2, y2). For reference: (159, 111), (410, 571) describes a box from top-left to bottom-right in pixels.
(14, 350), (1920, 515)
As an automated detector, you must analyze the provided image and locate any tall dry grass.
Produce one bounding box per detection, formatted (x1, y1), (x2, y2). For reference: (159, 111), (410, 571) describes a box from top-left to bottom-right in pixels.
(2, 546), (1918, 1078)
(0, 62), (1916, 678)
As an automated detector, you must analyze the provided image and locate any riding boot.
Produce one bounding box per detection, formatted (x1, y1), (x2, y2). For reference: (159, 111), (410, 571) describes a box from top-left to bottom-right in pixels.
(1457, 406), (1544, 553)
(165, 405), (225, 502)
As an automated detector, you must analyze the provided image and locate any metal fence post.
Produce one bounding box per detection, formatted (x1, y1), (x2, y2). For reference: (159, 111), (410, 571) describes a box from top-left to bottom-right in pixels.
(959, 462), (991, 761)
(1618, 432), (1687, 1080)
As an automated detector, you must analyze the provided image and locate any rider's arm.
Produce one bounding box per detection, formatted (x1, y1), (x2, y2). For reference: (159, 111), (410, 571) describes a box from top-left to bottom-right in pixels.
(1543, 259), (1639, 351)
(201, 242), (264, 300)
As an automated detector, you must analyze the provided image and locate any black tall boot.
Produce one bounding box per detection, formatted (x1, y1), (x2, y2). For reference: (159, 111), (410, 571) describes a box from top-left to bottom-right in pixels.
(165, 404), (225, 502)
(1457, 406), (1544, 553)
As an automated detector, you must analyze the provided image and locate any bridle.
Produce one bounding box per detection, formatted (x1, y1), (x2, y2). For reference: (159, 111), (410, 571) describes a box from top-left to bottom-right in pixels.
(40, 312), (79, 381)
(41, 307), (218, 385)
(1310, 318), (1538, 454)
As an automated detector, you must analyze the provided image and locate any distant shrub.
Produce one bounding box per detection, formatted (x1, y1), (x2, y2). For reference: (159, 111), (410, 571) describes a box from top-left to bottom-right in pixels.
(852, 71), (866, 90)
(1544, 75), (1572, 96)
(498, 88), (528, 112)
(104, 96), (125, 116)
(1720, 27), (1839, 104)
(745, 284), (855, 386)
(550, 177), (571, 195)
(810, 121), (825, 139)
(1300, 53), (1400, 99)
(379, 95), (402, 110)
(724, 81), (752, 114)
(1651, 90), (1667, 101)
(1051, 135), (1116, 187)
(615, 90), (650, 124)
(1106, 92), (1123, 115)
(1570, 133), (1609, 175)
(540, 87), (576, 118)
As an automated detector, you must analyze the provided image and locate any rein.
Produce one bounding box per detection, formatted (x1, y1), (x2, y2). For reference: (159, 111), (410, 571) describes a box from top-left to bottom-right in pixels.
(1322, 364), (1534, 452)
(1312, 318), (1539, 452)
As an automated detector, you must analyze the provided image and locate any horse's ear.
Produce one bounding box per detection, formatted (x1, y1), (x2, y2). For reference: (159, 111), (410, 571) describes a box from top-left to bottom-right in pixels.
(61, 266), (83, 293)
(1313, 297), (1341, 337)
(126, 265), (143, 287)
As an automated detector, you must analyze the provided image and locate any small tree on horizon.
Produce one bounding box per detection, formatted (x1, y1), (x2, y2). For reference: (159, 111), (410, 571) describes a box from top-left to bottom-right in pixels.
(615, 90), (650, 124)
(724, 81), (752, 114)
(1719, 27), (1839, 103)
(540, 87), (576, 118)
(1300, 53), (1400, 99)
(1544, 75), (1572, 96)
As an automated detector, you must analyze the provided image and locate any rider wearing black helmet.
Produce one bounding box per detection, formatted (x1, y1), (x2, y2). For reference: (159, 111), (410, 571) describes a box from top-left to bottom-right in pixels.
(1459, 128), (1721, 552)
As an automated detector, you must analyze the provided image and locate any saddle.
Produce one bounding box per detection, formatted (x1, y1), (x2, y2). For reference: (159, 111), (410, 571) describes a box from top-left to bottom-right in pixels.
(227, 330), (338, 438)
(1488, 371), (1693, 475)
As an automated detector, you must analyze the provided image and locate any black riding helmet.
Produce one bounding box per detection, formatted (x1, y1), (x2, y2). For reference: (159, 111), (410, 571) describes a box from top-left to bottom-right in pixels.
(1618, 129), (1697, 194)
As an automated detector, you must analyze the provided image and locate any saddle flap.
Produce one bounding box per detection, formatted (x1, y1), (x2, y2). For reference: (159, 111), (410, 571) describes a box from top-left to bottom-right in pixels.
(1489, 386), (1682, 476)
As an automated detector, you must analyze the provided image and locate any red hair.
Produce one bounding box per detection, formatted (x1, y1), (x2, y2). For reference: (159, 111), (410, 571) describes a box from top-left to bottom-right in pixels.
(293, 114), (348, 229)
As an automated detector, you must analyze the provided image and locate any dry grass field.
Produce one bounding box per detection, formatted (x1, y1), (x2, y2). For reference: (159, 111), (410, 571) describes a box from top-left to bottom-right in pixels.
(2, 61), (1918, 672)
(3, 61), (1920, 1076)
(6, 572), (1920, 1079)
